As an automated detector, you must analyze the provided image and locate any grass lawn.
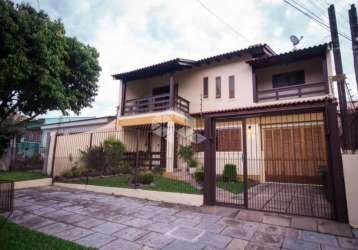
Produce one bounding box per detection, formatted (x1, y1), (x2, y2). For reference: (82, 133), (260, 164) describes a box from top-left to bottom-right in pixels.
(216, 180), (257, 194)
(69, 175), (201, 194)
(0, 171), (47, 182)
(216, 181), (245, 194)
(70, 175), (130, 188)
(0, 217), (94, 250)
(144, 176), (201, 194)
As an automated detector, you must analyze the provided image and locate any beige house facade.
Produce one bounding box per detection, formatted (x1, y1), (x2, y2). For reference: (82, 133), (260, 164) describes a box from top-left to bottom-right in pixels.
(113, 43), (334, 184)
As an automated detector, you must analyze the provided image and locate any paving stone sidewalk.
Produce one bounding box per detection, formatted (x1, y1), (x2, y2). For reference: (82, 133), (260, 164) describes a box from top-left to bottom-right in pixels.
(3, 186), (358, 250)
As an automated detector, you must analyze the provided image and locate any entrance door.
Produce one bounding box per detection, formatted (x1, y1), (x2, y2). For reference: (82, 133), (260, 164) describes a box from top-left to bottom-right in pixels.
(214, 118), (247, 207)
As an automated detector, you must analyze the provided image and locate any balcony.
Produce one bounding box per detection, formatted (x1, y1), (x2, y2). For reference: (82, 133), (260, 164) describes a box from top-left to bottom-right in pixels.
(256, 82), (329, 102)
(123, 94), (190, 116)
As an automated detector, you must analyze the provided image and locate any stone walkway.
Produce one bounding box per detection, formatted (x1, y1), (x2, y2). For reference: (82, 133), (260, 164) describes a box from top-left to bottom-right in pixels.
(4, 186), (358, 250)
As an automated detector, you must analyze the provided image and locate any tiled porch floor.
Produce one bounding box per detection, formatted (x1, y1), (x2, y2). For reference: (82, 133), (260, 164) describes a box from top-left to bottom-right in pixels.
(3, 186), (357, 250)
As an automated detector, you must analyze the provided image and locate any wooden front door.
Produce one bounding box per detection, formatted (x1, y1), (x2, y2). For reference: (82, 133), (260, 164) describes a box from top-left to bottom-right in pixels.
(263, 125), (327, 184)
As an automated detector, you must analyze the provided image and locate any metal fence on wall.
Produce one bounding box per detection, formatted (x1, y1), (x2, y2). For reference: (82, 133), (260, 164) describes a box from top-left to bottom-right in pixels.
(0, 180), (14, 214)
(9, 141), (45, 171)
(52, 125), (204, 195)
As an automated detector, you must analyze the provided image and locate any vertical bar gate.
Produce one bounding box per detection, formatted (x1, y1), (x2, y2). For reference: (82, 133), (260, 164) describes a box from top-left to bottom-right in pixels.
(205, 108), (340, 220)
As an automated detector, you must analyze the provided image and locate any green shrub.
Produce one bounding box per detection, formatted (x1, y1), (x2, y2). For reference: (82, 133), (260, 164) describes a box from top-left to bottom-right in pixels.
(80, 137), (126, 175)
(62, 165), (87, 179)
(119, 161), (131, 174)
(223, 164), (237, 182)
(132, 171), (154, 185)
(178, 145), (193, 163)
(71, 166), (81, 178)
(194, 169), (204, 183)
(103, 137), (126, 168)
(189, 158), (198, 168)
(138, 171), (154, 185)
(152, 166), (164, 175)
(62, 169), (73, 179)
(80, 145), (105, 172)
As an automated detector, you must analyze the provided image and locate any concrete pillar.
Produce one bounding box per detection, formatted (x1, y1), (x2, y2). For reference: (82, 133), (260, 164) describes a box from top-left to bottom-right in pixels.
(117, 126), (125, 143)
(166, 121), (175, 173)
(45, 132), (57, 176)
(245, 123), (264, 183)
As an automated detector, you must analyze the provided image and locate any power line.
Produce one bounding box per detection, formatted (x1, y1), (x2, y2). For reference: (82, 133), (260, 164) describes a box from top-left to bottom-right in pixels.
(299, 0), (351, 38)
(307, 0), (328, 17)
(282, 0), (352, 41)
(291, 0), (326, 23)
(195, 0), (250, 42)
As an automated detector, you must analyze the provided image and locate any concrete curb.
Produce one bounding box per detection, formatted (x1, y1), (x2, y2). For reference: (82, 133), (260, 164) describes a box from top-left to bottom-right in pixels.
(14, 178), (52, 189)
(54, 182), (203, 206)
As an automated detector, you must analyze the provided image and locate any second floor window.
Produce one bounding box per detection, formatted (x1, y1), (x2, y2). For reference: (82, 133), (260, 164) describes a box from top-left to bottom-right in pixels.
(203, 77), (208, 98)
(216, 76), (221, 98)
(229, 75), (235, 98)
(272, 70), (305, 88)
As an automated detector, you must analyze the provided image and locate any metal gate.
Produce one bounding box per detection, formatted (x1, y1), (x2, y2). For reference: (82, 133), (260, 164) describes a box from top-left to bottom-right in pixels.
(212, 111), (336, 219)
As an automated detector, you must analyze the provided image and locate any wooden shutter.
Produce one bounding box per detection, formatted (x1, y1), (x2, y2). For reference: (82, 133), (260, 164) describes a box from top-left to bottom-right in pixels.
(216, 76), (221, 98)
(216, 128), (241, 151)
(229, 75), (235, 98)
(203, 77), (208, 98)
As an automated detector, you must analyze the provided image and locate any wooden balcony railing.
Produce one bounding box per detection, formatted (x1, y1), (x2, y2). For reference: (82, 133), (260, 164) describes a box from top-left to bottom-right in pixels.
(124, 94), (190, 115)
(257, 82), (329, 102)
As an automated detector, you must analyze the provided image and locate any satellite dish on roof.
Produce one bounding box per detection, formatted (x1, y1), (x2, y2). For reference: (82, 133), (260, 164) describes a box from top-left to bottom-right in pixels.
(290, 35), (303, 50)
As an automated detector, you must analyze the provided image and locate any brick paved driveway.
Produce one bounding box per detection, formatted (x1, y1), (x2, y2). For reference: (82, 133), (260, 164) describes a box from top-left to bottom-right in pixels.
(4, 186), (358, 250)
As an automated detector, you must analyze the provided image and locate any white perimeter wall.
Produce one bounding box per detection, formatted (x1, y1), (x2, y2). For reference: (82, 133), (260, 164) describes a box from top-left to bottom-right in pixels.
(342, 154), (358, 228)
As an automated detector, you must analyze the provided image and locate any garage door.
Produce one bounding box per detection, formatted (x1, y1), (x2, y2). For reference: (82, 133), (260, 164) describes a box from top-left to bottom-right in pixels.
(263, 124), (327, 184)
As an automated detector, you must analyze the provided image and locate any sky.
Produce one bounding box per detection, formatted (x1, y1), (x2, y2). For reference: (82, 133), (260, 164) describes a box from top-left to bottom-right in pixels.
(13, 0), (358, 118)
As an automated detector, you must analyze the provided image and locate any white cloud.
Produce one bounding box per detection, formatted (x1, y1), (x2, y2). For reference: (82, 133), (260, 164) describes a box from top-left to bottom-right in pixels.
(80, 0), (269, 117)
(21, 0), (358, 119)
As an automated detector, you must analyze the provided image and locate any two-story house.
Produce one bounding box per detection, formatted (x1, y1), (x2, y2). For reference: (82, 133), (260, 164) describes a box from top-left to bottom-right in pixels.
(113, 43), (333, 187)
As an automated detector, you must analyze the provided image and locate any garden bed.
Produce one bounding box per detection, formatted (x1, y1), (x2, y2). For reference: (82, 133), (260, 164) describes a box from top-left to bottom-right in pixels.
(0, 217), (93, 250)
(65, 174), (201, 194)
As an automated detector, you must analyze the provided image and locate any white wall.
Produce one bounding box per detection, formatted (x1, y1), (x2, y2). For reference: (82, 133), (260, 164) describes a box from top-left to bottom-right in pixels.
(122, 51), (332, 115)
(256, 57), (324, 90)
(342, 154), (358, 228)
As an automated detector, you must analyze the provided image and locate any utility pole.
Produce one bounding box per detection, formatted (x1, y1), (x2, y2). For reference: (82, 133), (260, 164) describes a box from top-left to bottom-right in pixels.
(349, 4), (358, 92)
(328, 4), (348, 148)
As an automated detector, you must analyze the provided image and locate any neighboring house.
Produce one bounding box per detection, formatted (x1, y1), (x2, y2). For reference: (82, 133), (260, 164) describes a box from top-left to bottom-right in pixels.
(113, 43), (335, 184)
(17, 117), (94, 158)
(42, 116), (116, 174)
(16, 119), (43, 158)
(1, 117), (93, 171)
